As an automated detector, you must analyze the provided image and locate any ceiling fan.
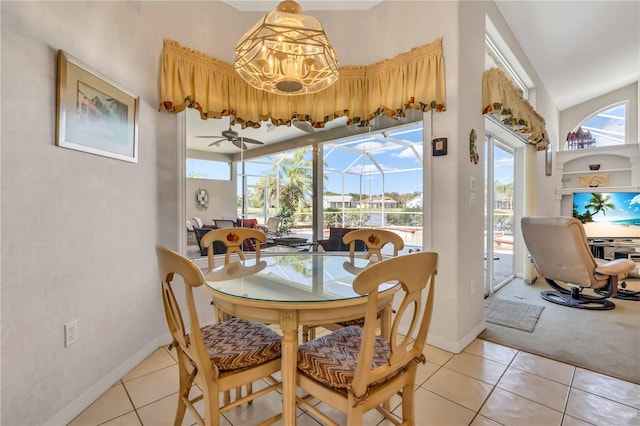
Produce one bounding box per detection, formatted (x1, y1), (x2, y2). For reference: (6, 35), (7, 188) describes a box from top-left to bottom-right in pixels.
(196, 127), (264, 150)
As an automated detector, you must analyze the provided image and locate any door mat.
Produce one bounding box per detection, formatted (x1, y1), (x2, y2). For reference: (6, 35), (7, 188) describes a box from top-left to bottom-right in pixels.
(484, 298), (544, 332)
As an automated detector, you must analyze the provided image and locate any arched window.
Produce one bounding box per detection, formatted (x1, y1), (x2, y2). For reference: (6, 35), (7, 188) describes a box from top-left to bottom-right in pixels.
(566, 102), (627, 150)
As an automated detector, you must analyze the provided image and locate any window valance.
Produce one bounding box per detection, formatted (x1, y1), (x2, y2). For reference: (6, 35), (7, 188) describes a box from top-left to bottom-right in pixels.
(482, 68), (549, 150)
(159, 38), (446, 129)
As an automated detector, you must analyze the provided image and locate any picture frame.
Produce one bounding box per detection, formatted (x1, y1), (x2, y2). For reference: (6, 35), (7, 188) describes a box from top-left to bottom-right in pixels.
(56, 50), (139, 163)
(432, 137), (448, 156)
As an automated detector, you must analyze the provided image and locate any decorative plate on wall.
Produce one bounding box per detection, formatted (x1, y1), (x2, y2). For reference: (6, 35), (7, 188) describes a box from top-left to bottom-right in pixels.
(196, 188), (209, 209)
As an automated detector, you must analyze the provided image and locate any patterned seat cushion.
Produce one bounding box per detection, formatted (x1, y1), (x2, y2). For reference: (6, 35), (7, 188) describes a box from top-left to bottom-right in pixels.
(336, 311), (381, 327)
(297, 326), (401, 391)
(200, 317), (281, 371)
(335, 317), (365, 327)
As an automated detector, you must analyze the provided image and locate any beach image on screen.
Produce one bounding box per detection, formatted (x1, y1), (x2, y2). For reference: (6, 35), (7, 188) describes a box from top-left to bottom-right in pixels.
(572, 192), (640, 238)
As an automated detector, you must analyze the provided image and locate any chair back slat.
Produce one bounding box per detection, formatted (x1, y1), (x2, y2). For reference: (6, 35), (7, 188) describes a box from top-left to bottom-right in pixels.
(201, 227), (266, 270)
(351, 251), (437, 396)
(343, 229), (405, 261)
(155, 245), (217, 381)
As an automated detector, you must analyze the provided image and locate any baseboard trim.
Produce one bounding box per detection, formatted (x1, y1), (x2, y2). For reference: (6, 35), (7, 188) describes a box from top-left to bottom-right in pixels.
(46, 333), (173, 425)
(426, 321), (487, 353)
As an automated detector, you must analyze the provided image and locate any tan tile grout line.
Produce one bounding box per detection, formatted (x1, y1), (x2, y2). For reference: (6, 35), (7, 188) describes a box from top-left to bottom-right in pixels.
(115, 347), (180, 426)
(558, 365), (579, 426)
(119, 379), (144, 426)
(464, 347), (519, 426)
(90, 379), (142, 426)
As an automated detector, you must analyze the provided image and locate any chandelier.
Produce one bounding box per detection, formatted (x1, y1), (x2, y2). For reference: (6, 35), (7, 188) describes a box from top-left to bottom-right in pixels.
(234, 0), (339, 95)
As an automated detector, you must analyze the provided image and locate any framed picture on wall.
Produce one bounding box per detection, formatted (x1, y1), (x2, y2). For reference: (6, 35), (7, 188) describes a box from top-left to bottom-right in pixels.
(56, 50), (139, 163)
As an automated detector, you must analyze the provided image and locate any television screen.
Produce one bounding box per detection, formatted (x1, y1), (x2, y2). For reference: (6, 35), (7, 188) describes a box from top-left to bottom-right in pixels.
(572, 192), (640, 238)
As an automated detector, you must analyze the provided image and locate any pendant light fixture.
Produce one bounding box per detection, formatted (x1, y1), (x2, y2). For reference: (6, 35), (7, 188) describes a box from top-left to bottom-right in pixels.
(234, 0), (339, 95)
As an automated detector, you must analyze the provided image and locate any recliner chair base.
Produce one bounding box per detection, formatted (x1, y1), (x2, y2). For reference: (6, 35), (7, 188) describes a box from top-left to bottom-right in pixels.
(594, 282), (640, 301)
(540, 290), (615, 310)
(541, 279), (616, 310)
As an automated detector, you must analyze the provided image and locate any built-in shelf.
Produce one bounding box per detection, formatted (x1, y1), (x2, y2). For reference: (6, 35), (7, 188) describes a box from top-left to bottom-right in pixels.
(555, 185), (640, 197)
(562, 168), (631, 176)
(556, 144), (638, 194)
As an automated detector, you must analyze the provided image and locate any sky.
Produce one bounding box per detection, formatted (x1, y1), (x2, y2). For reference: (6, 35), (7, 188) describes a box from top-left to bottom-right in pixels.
(492, 147), (514, 185)
(239, 123), (425, 196)
(576, 103), (626, 147)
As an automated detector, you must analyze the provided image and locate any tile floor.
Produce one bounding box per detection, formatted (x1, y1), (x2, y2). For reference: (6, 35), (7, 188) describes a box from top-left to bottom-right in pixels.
(69, 330), (640, 426)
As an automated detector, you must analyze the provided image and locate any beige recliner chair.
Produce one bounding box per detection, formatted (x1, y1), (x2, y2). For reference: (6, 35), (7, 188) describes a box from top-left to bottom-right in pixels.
(521, 216), (636, 310)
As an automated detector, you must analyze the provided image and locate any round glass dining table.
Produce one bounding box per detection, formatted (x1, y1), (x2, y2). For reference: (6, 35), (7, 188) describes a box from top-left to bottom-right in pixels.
(203, 253), (399, 426)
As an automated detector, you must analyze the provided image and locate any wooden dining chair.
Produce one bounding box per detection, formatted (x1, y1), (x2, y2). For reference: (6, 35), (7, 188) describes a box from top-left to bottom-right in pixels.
(302, 229), (405, 342)
(296, 251), (438, 426)
(155, 245), (282, 426)
(343, 228), (405, 261)
(200, 227), (267, 270)
(199, 227), (270, 402)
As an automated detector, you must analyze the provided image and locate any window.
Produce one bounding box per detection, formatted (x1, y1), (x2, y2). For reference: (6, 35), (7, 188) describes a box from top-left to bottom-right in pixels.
(566, 102), (627, 150)
(321, 123), (424, 248)
(186, 158), (231, 180)
(240, 122), (424, 251)
(485, 35), (528, 100)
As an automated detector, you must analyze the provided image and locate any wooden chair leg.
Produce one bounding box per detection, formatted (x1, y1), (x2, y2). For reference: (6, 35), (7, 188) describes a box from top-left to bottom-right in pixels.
(247, 382), (253, 405)
(402, 382), (415, 424)
(175, 362), (189, 426)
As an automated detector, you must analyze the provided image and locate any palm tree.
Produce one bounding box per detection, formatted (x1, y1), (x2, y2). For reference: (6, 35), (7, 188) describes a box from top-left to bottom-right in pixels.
(249, 149), (327, 223)
(280, 160), (313, 211)
(584, 193), (615, 216)
(573, 203), (594, 223)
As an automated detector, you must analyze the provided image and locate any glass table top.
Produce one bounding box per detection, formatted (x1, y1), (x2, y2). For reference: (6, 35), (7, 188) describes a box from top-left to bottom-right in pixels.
(204, 253), (396, 303)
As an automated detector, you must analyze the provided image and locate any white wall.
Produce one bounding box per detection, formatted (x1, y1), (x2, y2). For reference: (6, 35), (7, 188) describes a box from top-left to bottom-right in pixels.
(1, 3), (163, 425)
(186, 178), (237, 225)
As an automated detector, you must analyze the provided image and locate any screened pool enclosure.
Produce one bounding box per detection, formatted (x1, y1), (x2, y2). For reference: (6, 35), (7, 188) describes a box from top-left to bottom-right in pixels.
(238, 122), (424, 249)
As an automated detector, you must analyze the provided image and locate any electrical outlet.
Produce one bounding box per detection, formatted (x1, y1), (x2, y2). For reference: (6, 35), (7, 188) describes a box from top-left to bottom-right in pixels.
(65, 320), (78, 347)
(470, 279), (476, 294)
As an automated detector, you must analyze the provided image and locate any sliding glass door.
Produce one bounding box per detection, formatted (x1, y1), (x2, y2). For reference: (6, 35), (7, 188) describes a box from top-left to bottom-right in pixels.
(485, 135), (515, 296)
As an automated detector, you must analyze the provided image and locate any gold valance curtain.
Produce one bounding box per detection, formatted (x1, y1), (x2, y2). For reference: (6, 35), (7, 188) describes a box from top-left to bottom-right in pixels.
(482, 68), (549, 150)
(160, 38), (446, 129)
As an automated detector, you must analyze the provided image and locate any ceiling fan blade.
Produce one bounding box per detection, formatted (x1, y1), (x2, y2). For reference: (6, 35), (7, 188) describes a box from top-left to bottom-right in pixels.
(207, 138), (225, 146)
(232, 139), (248, 150)
(240, 137), (264, 145)
(196, 135), (224, 138)
(292, 119), (315, 133)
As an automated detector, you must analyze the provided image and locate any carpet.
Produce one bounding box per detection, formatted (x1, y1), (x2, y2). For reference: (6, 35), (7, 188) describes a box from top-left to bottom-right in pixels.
(484, 298), (544, 332)
(480, 278), (640, 384)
